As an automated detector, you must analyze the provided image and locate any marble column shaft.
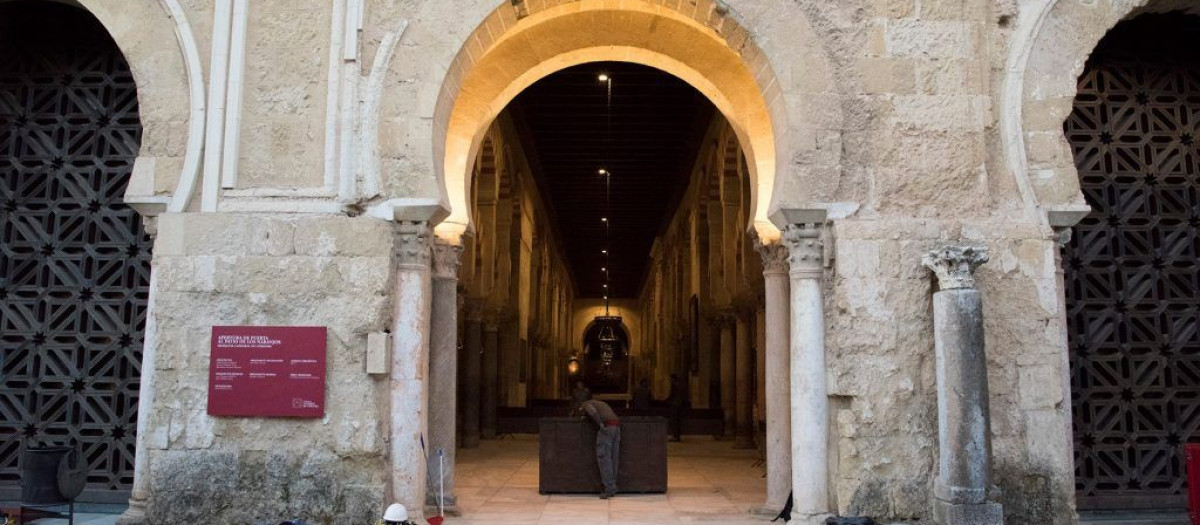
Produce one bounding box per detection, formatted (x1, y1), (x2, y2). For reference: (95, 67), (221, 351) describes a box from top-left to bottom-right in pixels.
(756, 239), (791, 514)
(923, 245), (1003, 525)
(461, 305), (483, 449)
(734, 310), (755, 449)
(390, 221), (434, 519)
(783, 223), (829, 519)
(427, 240), (462, 511)
(481, 319), (500, 439)
(116, 218), (162, 525)
(717, 314), (736, 438)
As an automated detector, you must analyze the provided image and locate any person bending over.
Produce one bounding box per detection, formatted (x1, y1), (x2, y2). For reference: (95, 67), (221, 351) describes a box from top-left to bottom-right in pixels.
(579, 398), (620, 499)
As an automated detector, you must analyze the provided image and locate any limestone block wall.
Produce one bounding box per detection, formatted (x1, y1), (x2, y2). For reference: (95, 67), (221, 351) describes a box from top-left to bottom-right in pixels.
(826, 218), (1072, 523)
(142, 213), (394, 524)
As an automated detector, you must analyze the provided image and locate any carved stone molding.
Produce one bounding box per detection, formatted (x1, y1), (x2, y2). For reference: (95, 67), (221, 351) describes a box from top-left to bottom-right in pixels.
(754, 237), (789, 276)
(395, 221), (433, 268)
(922, 244), (989, 290)
(432, 239), (463, 281)
(782, 223), (823, 279)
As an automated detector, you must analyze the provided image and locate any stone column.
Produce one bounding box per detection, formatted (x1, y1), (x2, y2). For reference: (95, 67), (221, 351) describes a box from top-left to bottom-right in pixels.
(481, 315), (500, 439)
(116, 216), (162, 525)
(715, 312), (736, 438)
(461, 302), (483, 449)
(754, 239), (791, 516)
(922, 245), (1003, 525)
(390, 221), (435, 518)
(782, 222), (829, 521)
(427, 239), (462, 513)
(734, 304), (755, 449)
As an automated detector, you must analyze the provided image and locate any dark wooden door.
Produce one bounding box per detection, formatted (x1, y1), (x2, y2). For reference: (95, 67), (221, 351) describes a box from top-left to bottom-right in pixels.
(0, 1), (146, 499)
(1064, 14), (1200, 510)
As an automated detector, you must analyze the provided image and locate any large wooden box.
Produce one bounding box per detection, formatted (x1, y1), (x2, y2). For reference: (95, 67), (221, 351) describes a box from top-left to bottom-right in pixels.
(538, 416), (668, 494)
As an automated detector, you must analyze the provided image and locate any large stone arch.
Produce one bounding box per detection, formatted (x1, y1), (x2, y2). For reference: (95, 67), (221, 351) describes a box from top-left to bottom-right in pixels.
(369, 0), (841, 243)
(1003, 0), (1199, 228)
(67, 0), (202, 214)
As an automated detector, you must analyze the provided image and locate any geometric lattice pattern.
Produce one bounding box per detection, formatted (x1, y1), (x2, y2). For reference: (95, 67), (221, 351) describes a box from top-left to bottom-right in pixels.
(1064, 15), (1200, 510)
(0, 3), (146, 494)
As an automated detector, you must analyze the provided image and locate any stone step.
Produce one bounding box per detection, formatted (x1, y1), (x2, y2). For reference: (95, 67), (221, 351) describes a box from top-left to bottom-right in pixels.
(1079, 510), (1190, 525)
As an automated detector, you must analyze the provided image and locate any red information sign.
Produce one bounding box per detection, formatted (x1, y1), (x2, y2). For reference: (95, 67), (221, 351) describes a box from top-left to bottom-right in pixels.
(207, 326), (327, 418)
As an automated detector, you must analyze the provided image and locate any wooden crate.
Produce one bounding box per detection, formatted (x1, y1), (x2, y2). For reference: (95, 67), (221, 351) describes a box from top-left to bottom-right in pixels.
(538, 416), (667, 494)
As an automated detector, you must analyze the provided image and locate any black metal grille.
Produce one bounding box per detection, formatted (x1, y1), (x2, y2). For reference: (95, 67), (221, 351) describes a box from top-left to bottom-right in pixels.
(0, 2), (146, 494)
(1064, 14), (1200, 510)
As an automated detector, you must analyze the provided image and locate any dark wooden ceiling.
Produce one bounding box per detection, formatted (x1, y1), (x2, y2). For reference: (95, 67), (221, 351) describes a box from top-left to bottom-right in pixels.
(509, 62), (714, 298)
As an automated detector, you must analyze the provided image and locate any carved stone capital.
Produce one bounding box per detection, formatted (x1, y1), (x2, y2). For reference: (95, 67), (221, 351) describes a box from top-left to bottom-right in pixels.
(754, 237), (789, 276)
(922, 244), (989, 290)
(431, 239), (463, 281)
(395, 221), (432, 268)
(782, 223), (823, 279)
(1052, 227), (1073, 250)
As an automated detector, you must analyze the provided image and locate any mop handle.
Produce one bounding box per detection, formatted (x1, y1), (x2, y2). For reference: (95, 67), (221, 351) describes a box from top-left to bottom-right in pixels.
(438, 448), (445, 515)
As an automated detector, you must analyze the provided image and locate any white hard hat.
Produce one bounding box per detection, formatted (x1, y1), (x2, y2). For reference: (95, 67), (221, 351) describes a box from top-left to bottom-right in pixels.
(383, 503), (408, 522)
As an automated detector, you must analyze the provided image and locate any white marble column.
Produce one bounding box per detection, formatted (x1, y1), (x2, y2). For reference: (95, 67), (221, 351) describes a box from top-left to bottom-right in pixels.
(923, 245), (1003, 525)
(754, 239), (791, 516)
(427, 239), (462, 513)
(390, 220), (435, 519)
(734, 304), (755, 449)
(782, 222), (829, 522)
(116, 216), (162, 525)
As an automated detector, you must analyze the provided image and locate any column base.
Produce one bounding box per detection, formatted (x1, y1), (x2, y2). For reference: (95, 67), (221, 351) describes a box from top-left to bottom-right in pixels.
(934, 500), (1003, 525)
(424, 504), (461, 517)
(749, 505), (783, 520)
(115, 498), (148, 525)
(789, 512), (833, 525)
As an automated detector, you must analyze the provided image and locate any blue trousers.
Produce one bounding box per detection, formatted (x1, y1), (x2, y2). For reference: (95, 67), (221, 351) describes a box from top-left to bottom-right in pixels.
(596, 426), (620, 493)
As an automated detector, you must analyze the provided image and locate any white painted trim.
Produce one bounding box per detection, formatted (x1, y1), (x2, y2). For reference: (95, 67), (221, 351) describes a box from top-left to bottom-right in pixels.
(323, 0), (347, 192)
(338, 64), (359, 202)
(201, 0), (234, 212)
(360, 20), (409, 199)
(1000, 0), (1056, 233)
(160, 0), (207, 213)
(220, 0), (248, 189)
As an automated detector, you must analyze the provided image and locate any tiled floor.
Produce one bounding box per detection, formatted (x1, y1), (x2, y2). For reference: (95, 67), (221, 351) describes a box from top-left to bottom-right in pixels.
(1, 503), (123, 525)
(444, 435), (773, 525)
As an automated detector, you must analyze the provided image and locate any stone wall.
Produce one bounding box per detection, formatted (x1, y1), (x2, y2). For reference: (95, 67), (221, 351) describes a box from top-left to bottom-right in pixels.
(826, 219), (1073, 522)
(142, 213), (394, 524)
(67, 0), (1198, 523)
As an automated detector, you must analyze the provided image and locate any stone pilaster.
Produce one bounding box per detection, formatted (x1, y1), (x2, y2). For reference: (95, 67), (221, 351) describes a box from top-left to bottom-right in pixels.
(752, 238), (791, 516)
(427, 239), (462, 513)
(782, 223), (829, 522)
(391, 221), (434, 519)
(461, 301), (484, 449)
(922, 245), (1003, 525)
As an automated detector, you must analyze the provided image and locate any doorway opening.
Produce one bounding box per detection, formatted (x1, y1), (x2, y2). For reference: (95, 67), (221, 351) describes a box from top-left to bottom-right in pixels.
(450, 61), (770, 521)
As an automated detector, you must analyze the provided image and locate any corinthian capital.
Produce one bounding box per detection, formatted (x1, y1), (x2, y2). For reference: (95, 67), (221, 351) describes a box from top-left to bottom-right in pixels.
(922, 244), (989, 290)
(781, 223), (823, 278)
(395, 221), (433, 267)
(431, 239), (463, 280)
(754, 237), (789, 276)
